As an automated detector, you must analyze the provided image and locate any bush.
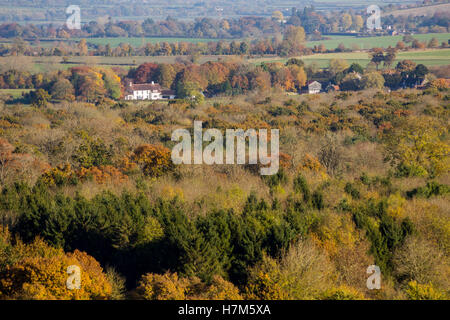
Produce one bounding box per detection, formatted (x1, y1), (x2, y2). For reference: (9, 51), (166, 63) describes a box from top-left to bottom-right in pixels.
(136, 272), (242, 300)
(312, 191), (324, 210)
(406, 181), (449, 199)
(136, 272), (188, 300)
(73, 132), (113, 169)
(405, 281), (447, 300)
(293, 174), (310, 202)
(131, 144), (175, 177)
(344, 183), (360, 199)
(246, 240), (334, 300)
(321, 286), (365, 300)
(0, 234), (112, 300)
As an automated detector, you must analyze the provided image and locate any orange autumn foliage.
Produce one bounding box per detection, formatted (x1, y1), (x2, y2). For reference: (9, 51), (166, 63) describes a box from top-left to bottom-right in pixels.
(0, 228), (112, 300)
(298, 153), (326, 173)
(130, 144), (175, 177)
(78, 165), (128, 184)
(136, 272), (242, 300)
(0, 138), (49, 184)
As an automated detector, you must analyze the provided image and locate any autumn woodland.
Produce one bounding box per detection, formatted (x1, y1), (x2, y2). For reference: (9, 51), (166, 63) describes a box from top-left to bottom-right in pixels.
(0, 0), (449, 301)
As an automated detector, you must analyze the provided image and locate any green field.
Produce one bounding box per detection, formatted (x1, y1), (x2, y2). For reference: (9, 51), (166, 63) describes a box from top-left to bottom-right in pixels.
(2, 32), (448, 54)
(2, 48), (448, 74)
(73, 33), (450, 50)
(0, 37), (227, 50)
(314, 0), (418, 5)
(307, 33), (450, 50)
(250, 49), (450, 68)
(46, 33), (450, 50)
(0, 89), (32, 98)
(81, 37), (225, 48)
(2, 55), (227, 73)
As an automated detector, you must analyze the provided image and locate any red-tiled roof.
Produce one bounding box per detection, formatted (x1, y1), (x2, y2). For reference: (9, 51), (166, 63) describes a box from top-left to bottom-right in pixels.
(129, 83), (162, 91)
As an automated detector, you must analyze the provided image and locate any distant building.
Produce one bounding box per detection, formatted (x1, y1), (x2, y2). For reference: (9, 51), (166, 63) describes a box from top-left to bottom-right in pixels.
(326, 84), (340, 92)
(301, 81), (322, 94)
(415, 78), (429, 89)
(347, 72), (362, 80)
(161, 89), (176, 99)
(124, 82), (175, 100)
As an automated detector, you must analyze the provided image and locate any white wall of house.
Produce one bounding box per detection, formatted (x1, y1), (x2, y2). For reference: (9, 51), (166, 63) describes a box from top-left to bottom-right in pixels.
(126, 90), (162, 100)
(308, 82), (322, 94)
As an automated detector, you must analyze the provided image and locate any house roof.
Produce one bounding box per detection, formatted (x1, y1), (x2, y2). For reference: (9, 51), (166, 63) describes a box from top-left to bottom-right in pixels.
(307, 81), (322, 87)
(162, 89), (176, 95)
(327, 84), (340, 91)
(127, 82), (162, 93)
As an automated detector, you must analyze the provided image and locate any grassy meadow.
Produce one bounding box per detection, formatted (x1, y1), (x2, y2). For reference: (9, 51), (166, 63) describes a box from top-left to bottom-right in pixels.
(250, 49), (450, 68)
(81, 37), (226, 48)
(0, 55), (230, 73)
(0, 88), (32, 98)
(307, 33), (450, 50)
(1, 48), (448, 74)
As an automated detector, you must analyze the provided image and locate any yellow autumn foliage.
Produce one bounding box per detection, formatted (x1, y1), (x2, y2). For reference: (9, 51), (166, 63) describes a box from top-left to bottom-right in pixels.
(322, 285), (366, 300)
(136, 272), (242, 300)
(0, 231), (112, 300)
(131, 144), (175, 177)
(387, 193), (406, 219)
(136, 272), (187, 300)
(405, 281), (448, 300)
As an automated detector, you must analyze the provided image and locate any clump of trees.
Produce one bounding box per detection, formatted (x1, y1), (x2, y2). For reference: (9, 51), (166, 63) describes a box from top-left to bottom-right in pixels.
(0, 66), (122, 103)
(0, 227), (114, 300)
(0, 75), (448, 300)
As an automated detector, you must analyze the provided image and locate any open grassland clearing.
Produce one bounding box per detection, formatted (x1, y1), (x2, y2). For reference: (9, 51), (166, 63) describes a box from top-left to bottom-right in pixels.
(1, 49), (448, 74)
(0, 55), (228, 73)
(0, 88), (32, 98)
(307, 33), (450, 50)
(386, 3), (450, 17)
(250, 49), (450, 68)
(82, 37), (224, 48)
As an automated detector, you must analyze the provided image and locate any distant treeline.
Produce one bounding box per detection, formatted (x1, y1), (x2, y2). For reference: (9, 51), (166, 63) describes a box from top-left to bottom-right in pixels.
(1, 52), (443, 107)
(0, 6), (448, 41)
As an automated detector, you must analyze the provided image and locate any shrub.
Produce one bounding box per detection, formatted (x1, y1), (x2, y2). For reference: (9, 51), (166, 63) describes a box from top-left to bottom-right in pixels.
(73, 132), (113, 169)
(246, 240), (334, 300)
(293, 174), (310, 202)
(136, 272), (242, 300)
(0, 236), (112, 300)
(344, 183), (360, 199)
(77, 165), (128, 184)
(136, 272), (188, 300)
(321, 286), (365, 300)
(40, 164), (78, 187)
(312, 191), (324, 210)
(405, 281), (447, 300)
(406, 182), (449, 199)
(131, 144), (175, 177)
(393, 237), (447, 288)
(318, 137), (342, 176)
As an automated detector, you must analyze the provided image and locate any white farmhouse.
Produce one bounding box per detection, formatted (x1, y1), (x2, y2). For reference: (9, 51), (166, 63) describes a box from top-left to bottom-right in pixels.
(124, 82), (176, 101)
(301, 81), (322, 94)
